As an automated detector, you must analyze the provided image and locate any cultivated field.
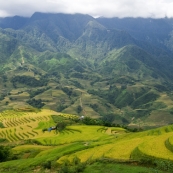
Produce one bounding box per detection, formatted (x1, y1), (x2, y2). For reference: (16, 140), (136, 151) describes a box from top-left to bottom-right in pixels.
(0, 109), (173, 172)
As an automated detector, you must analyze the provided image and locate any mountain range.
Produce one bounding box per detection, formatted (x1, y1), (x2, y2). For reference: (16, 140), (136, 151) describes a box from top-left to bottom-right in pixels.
(1, 12), (173, 128)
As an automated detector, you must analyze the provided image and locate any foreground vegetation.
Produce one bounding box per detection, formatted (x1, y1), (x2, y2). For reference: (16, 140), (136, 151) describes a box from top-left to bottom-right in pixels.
(0, 109), (173, 172)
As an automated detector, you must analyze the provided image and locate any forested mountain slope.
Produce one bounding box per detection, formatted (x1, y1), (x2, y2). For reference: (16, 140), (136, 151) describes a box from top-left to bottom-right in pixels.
(0, 13), (173, 128)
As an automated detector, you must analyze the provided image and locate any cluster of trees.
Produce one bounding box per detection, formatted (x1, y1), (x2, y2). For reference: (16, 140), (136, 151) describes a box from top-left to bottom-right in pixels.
(61, 87), (78, 98)
(88, 85), (159, 109)
(0, 94), (6, 101)
(74, 65), (85, 73)
(2, 75), (7, 82)
(70, 72), (93, 80)
(81, 116), (142, 132)
(56, 121), (67, 132)
(89, 103), (99, 112)
(88, 87), (131, 108)
(49, 71), (61, 78)
(0, 146), (14, 162)
(42, 121), (67, 133)
(77, 105), (82, 113)
(11, 75), (47, 87)
(62, 87), (73, 97)
(70, 72), (85, 79)
(81, 113), (126, 127)
(29, 87), (50, 98)
(41, 155), (86, 172)
(71, 80), (84, 89)
(57, 104), (68, 112)
(26, 98), (45, 108)
(58, 157), (86, 173)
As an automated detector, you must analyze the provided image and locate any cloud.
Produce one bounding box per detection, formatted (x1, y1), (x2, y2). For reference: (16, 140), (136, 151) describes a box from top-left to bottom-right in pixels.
(0, 0), (173, 18)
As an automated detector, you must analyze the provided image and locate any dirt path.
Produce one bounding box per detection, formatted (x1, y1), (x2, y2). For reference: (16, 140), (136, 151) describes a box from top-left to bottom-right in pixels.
(80, 93), (87, 116)
(19, 47), (25, 64)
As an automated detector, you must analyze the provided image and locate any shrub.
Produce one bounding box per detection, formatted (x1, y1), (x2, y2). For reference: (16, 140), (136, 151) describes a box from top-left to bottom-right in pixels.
(90, 104), (99, 112)
(29, 87), (50, 98)
(0, 122), (5, 128)
(42, 128), (48, 133)
(131, 146), (173, 172)
(11, 75), (47, 87)
(77, 105), (82, 113)
(26, 98), (45, 108)
(71, 80), (84, 89)
(72, 156), (81, 165)
(0, 146), (12, 162)
(131, 92), (159, 109)
(57, 104), (68, 112)
(56, 121), (67, 132)
(58, 158), (86, 173)
(62, 87), (73, 97)
(0, 94), (5, 101)
(0, 138), (7, 142)
(42, 160), (51, 169)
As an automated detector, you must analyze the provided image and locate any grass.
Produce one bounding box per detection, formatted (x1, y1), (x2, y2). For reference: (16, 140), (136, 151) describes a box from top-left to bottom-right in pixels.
(61, 143), (113, 163)
(36, 125), (113, 145)
(83, 162), (165, 173)
(12, 145), (53, 155)
(0, 143), (88, 172)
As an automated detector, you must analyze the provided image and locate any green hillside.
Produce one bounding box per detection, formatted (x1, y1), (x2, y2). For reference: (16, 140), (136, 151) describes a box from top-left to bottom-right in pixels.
(1, 13), (173, 129)
(1, 12), (173, 173)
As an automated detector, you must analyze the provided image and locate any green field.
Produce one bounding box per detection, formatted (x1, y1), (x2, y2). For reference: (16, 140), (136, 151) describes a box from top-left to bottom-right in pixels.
(0, 109), (173, 173)
(83, 162), (165, 173)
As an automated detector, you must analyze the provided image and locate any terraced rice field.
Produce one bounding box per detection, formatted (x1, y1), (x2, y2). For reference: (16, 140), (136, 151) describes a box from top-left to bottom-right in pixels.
(1, 109), (173, 172)
(136, 134), (173, 160)
(0, 109), (60, 142)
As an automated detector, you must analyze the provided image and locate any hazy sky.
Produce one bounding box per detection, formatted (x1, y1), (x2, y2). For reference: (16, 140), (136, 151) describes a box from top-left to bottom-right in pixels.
(0, 0), (173, 18)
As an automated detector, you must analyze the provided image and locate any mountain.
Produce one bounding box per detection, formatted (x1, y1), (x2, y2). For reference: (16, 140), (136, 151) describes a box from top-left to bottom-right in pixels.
(1, 12), (173, 128)
(96, 17), (173, 49)
(69, 20), (137, 62)
(0, 15), (28, 29)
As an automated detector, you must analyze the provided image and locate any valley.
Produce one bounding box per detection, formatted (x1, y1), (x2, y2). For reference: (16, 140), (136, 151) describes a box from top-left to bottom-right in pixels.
(1, 12), (173, 172)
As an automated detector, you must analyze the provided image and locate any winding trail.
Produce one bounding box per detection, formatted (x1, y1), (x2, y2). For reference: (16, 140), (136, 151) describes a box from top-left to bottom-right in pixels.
(80, 92), (87, 116)
(19, 46), (25, 64)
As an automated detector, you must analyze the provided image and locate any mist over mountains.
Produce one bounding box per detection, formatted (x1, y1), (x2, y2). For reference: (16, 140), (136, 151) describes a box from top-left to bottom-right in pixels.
(1, 12), (173, 128)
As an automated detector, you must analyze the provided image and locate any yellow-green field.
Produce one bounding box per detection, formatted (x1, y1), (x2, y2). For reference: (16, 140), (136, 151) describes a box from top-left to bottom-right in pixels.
(0, 109), (173, 172)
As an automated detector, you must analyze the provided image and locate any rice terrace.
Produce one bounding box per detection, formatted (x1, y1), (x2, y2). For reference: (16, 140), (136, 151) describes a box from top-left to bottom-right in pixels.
(0, 108), (173, 172)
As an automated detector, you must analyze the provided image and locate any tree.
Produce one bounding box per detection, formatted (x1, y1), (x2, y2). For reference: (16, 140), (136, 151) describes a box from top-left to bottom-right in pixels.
(101, 113), (116, 123)
(26, 98), (45, 108)
(77, 105), (82, 113)
(0, 146), (12, 162)
(57, 104), (67, 112)
(56, 121), (67, 133)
